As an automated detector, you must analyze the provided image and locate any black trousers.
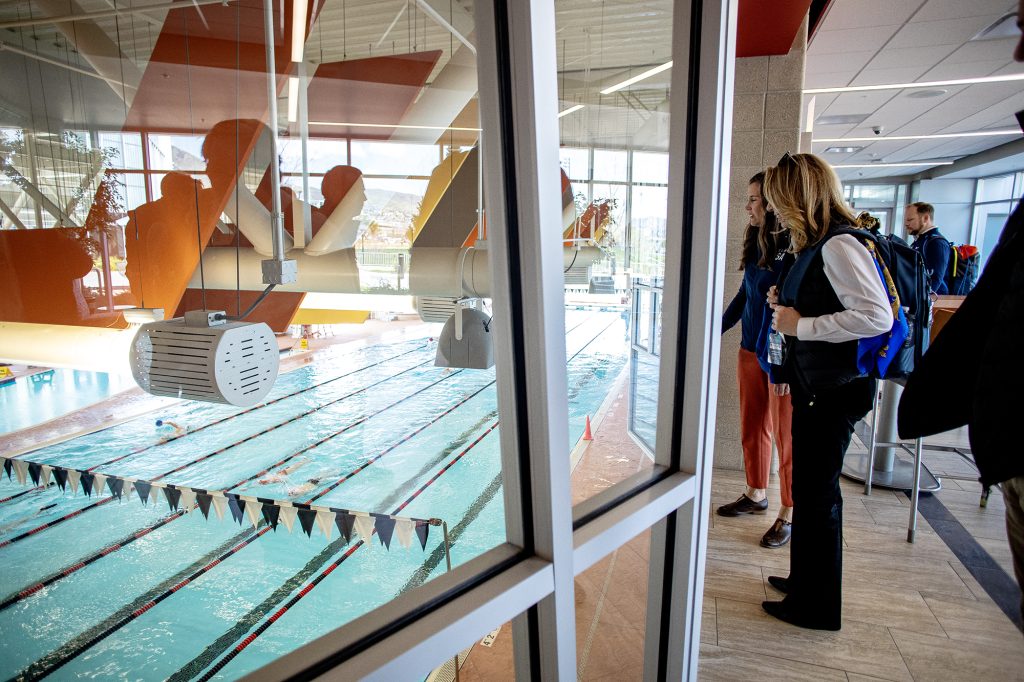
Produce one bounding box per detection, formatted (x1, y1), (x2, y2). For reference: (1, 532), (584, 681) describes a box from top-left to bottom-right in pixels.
(785, 376), (876, 627)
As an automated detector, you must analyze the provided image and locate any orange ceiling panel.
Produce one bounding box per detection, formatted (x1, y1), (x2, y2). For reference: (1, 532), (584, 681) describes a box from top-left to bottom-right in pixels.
(736, 0), (812, 58)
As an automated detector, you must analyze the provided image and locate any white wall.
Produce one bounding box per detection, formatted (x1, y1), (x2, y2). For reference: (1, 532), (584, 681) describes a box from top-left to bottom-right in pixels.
(915, 178), (976, 244)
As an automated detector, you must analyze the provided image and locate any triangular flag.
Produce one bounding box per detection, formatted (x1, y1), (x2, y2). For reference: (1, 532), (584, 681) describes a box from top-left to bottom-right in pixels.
(135, 481), (152, 505)
(178, 488), (196, 513)
(315, 509), (334, 540)
(28, 462), (41, 486)
(228, 496), (245, 524)
(163, 486), (182, 511)
(2, 458), (11, 480)
(196, 493), (213, 519)
(210, 493), (227, 521)
(335, 511), (355, 543)
(80, 471), (94, 496)
(123, 480), (134, 502)
(261, 504), (281, 531)
(40, 465), (52, 489)
(67, 469), (82, 496)
(375, 515), (396, 550)
(353, 513), (376, 545)
(415, 522), (430, 550)
(107, 478), (124, 500)
(149, 484), (162, 506)
(394, 518), (415, 549)
(245, 500), (262, 528)
(278, 504), (297, 533)
(12, 460), (29, 486)
(297, 508), (317, 537)
(53, 467), (68, 492)
(92, 473), (107, 497)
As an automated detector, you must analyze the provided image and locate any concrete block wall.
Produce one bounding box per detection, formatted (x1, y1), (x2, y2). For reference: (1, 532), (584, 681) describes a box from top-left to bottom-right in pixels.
(714, 20), (807, 473)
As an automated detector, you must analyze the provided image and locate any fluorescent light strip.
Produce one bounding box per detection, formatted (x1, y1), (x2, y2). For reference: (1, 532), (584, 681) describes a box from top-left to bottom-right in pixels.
(833, 161), (955, 168)
(815, 129), (1020, 143)
(558, 104), (585, 118)
(287, 77), (299, 123)
(291, 0), (307, 63)
(309, 121), (482, 132)
(600, 61), (673, 95)
(805, 73), (1024, 94)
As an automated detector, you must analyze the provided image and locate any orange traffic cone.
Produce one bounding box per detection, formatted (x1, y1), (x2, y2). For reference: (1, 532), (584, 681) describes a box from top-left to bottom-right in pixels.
(583, 415), (593, 441)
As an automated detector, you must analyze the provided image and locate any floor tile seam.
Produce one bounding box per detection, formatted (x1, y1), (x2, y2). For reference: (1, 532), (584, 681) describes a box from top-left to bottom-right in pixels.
(883, 625), (919, 682)
(576, 547), (619, 682)
(700, 641), (854, 678)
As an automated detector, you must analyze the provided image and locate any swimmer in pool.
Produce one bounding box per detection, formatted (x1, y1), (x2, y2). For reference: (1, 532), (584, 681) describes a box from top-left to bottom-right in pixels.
(155, 419), (185, 441)
(257, 458), (310, 485)
(285, 476), (323, 497)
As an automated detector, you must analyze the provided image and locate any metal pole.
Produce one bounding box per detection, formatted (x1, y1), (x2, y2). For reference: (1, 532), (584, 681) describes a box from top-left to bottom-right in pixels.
(907, 437), (924, 543)
(100, 231), (114, 312)
(296, 62), (312, 247)
(262, 0), (286, 263)
(442, 521), (460, 682)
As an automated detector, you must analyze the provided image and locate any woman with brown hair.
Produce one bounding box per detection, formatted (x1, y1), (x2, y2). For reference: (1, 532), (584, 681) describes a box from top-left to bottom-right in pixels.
(718, 172), (794, 549)
(760, 153), (891, 630)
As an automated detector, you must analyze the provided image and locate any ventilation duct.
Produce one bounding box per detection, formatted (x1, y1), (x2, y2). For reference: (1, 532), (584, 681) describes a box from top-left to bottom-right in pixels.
(130, 311), (279, 407)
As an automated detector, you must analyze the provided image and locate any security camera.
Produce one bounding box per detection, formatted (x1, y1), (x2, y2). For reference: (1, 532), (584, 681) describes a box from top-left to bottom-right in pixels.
(871, 126), (884, 136)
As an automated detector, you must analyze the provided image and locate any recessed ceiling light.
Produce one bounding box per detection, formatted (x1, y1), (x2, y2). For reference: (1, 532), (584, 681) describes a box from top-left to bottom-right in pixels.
(558, 104), (585, 118)
(815, 113), (871, 126)
(805, 73), (1024, 94)
(832, 160), (955, 168)
(813, 129), (1019, 143)
(824, 146), (864, 153)
(906, 88), (948, 99)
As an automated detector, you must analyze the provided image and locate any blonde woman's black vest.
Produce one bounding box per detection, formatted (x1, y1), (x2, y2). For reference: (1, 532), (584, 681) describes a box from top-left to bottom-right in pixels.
(777, 226), (866, 393)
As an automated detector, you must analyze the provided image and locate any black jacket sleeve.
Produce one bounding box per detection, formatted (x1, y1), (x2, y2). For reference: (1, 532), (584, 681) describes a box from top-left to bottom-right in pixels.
(721, 281), (745, 334)
(921, 234), (950, 294)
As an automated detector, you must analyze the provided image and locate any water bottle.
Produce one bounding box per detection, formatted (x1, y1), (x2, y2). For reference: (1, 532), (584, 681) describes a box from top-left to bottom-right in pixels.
(767, 328), (786, 366)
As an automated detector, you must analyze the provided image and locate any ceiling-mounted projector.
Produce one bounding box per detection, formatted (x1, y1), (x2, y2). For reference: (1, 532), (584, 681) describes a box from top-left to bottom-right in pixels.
(130, 310), (279, 407)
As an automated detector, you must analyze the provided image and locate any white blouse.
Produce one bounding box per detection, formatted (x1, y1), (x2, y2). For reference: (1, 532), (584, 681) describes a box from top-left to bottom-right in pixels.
(794, 233), (893, 343)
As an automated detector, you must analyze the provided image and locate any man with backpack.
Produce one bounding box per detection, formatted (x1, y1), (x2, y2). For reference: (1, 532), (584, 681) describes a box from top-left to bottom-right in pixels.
(904, 202), (950, 295)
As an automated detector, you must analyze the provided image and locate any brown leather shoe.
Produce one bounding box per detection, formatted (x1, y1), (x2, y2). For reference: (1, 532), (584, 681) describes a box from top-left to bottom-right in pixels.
(760, 519), (792, 548)
(716, 494), (768, 517)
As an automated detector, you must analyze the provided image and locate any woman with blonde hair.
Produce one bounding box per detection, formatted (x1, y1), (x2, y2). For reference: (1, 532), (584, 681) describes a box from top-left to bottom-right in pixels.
(760, 153), (892, 630)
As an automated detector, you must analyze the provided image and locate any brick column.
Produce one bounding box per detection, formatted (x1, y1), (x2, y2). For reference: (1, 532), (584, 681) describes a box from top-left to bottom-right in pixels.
(714, 19), (807, 472)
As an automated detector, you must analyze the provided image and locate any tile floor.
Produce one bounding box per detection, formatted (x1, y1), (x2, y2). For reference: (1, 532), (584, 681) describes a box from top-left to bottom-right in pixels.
(462, 381), (1024, 680)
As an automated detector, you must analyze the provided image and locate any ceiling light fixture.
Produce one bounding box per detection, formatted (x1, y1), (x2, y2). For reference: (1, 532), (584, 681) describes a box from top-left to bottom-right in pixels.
(287, 77), (299, 123)
(824, 146), (863, 153)
(558, 104), (585, 118)
(291, 0), (307, 63)
(832, 161), (955, 168)
(309, 121), (482, 132)
(814, 129), (1020, 143)
(805, 73), (1024, 94)
(600, 61), (673, 95)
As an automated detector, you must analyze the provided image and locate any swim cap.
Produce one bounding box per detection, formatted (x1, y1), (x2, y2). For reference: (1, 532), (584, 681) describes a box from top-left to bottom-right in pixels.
(155, 419), (164, 427)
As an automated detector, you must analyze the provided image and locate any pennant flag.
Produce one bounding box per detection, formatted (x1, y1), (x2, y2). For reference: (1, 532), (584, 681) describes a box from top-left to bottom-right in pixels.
(149, 484), (162, 507)
(178, 488), (196, 513)
(163, 486), (182, 511)
(375, 515), (396, 550)
(296, 508), (317, 537)
(227, 496), (245, 525)
(394, 518), (415, 549)
(67, 469), (82, 496)
(196, 493), (213, 519)
(123, 480), (135, 502)
(92, 473), (107, 498)
(245, 500), (262, 528)
(415, 521), (430, 550)
(12, 460), (29, 486)
(53, 467), (68, 493)
(40, 464), (52, 489)
(107, 478), (125, 500)
(28, 462), (41, 486)
(278, 504), (297, 533)
(335, 511), (355, 543)
(135, 481), (152, 505)
(314, 509), (334, 540)
(80, 471), (95, 497)
(3, 458), (11, 480)
(261, 503), (280, 531)
(210, 493), (227, 521)
(353, 513), (376, 545)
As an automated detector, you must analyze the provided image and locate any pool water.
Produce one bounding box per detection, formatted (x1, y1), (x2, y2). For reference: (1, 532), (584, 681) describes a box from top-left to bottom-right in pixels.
(0, 369), (136, 435)
(0, 311), (627, 680)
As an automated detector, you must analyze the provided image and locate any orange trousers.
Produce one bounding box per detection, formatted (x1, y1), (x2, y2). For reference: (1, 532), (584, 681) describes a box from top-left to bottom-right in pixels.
(737, 348), (793, 508)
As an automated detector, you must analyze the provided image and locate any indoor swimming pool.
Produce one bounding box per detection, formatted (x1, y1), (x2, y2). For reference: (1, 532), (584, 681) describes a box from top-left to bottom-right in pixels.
(0, 369), (136, 435)
(0, 311), (627, 680)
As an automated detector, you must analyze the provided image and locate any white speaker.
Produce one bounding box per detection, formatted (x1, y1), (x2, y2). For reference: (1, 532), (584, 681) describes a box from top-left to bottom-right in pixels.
(130, 311), (279, 407)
